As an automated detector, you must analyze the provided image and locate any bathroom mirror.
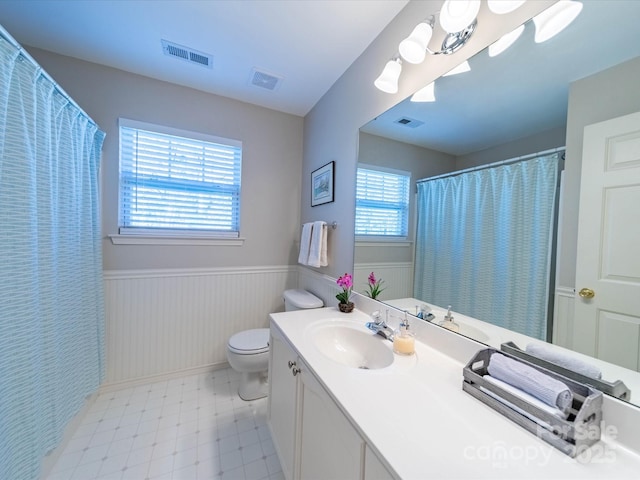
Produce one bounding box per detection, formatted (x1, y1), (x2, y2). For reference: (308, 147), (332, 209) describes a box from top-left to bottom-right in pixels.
(355, 1), (640, 405)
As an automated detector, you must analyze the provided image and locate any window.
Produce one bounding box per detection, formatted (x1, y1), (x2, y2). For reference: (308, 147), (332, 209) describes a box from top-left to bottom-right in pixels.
(118, 119), (242, 239)
(355, 164), (410, 237)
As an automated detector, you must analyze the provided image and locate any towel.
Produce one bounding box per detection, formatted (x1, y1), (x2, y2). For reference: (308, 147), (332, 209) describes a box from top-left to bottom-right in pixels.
(526, 343), (602, 380)
(298, 222), (313, 265)
(483, 375), (569, 422)
(488, 353), (573, 415)
(308, 221), (328, 267)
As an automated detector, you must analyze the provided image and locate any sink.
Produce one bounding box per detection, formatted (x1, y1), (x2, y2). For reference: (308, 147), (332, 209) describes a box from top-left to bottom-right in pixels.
(310, 322), (394, 370)
(456, 322), (491, 343)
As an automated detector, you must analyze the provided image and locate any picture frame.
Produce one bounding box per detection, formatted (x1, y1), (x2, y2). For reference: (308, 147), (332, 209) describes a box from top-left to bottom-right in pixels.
(311, 161), (335, 207)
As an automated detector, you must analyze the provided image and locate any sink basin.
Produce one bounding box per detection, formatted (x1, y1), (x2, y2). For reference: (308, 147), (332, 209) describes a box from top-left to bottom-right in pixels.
(456, 322), (491, 343)
(310, 322), (394, 370)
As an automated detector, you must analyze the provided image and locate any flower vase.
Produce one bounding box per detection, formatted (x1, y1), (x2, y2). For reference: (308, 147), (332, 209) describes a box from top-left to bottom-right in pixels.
(338, 302), (355, 313)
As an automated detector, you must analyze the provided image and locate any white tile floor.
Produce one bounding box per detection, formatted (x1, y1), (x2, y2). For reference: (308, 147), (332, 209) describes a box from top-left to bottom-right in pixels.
(45, 368), (283, 480)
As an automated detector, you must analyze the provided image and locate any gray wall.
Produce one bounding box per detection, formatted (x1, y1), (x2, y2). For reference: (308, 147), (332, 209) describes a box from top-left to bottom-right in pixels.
(28, 47), (304, 271)
(558, 56), (640, 287)
(301, 0), (555, 279)
(456, 126), (567, 170)
(356, 132), (454, 264)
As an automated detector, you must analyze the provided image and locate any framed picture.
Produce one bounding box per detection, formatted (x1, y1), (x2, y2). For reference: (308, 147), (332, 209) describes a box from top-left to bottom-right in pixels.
(311, 161), (335, 207)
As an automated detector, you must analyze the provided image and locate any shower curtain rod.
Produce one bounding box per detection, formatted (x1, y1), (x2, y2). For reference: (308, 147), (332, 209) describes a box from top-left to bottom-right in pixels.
(0, 25), (96, 126)
(416, 146), (565, 184)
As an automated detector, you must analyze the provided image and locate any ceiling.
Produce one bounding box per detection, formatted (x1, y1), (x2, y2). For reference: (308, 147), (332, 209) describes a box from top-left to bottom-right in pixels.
(361, 0), (640, 156)
(0, 0), (408, 116)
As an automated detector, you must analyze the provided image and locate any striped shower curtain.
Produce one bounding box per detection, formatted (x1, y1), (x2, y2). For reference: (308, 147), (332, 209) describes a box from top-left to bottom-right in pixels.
(414, 154), (560, 340)
(0, 35), (105, 479)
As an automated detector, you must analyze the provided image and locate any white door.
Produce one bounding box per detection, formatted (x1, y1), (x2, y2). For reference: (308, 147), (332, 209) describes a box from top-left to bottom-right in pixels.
(573, 111), (640, 371)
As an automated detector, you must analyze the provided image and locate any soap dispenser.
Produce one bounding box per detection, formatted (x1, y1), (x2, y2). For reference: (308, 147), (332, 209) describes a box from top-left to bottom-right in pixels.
(393, 311), (415, 355)
(440, 305), (460, 333)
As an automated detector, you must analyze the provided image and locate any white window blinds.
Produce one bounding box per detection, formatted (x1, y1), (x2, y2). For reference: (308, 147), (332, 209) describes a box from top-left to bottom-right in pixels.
(355, 165), (410, 237)
(119, 119), (242, 237)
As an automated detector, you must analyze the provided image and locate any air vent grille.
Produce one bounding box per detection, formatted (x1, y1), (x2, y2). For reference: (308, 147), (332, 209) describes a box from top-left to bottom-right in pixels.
(394, 117), (424, 128)
(249, 68), (283, 91)
(161, 40), (213, 69)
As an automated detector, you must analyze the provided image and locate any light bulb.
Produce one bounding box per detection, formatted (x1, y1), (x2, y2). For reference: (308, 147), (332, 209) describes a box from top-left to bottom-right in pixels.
(411, 82), (435, 102)
(374, 59), (402, 94)
(439, 0), (481, 34)
(399, 22), (433, 64)
(533, 0), (583, 43)
(487, 0), (526, 15)
(488, 24), (525, 57)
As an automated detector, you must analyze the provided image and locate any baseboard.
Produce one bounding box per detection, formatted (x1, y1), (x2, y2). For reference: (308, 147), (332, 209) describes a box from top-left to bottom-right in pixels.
(99, 361), (230, 393)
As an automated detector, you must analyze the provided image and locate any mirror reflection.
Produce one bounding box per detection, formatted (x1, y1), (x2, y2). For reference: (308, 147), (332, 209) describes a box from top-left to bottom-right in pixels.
(355, 1), (640, 405)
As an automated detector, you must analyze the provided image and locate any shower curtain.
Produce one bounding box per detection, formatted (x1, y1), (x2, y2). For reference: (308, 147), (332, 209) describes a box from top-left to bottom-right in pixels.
(414, 154), (560, 340)
(0, 35), (105, 479)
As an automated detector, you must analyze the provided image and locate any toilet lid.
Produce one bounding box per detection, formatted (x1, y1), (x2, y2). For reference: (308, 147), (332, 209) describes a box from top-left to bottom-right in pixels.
(228, 328), (270, 354)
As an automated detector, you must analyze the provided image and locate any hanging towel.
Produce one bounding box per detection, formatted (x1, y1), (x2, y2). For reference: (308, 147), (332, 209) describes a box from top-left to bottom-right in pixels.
(298, 222), (313, 265)
(487, 353), (573, 415)
(526, 343), (603, 380)
(308, 221), (328, 267)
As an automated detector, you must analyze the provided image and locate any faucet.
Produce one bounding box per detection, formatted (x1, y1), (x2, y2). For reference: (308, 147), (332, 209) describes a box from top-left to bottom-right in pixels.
(365, 310), (394, 341)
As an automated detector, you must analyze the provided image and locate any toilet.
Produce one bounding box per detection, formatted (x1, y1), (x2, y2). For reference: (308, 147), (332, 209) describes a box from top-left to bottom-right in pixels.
(226, 288), (323, 400)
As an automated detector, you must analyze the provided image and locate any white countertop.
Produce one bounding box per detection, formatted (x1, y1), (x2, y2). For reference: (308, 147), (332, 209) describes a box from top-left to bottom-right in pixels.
(270, 307), (640, 480)
(384, 297), (640, 399)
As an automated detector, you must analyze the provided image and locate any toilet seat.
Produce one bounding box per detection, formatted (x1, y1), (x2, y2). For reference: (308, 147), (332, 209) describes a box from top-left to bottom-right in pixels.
(228, 328), (269, 355)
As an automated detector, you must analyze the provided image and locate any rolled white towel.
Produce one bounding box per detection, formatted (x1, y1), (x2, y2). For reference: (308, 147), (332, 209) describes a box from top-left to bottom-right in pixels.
(488, 353), (573, 415)
(526, 343), (602, 380)
(483, 375), (569, 422)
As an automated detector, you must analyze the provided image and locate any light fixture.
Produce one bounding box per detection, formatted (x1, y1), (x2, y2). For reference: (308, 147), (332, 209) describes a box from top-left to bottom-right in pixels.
(411, 82), (435, 103)
(399, 22), (433, 64)
(443, 60), (471, 76)
(487, 0), (526, 15)
(374, 58), (402, 94)
(376, 0), (555, 94)
(533, 0), (583, 43)
(439, 0), (481, 34)
(488, 24), (525, 57)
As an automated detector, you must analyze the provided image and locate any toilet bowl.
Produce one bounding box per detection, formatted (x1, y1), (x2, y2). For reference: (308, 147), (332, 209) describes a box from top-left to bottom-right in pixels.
(226, 289), (323, 400)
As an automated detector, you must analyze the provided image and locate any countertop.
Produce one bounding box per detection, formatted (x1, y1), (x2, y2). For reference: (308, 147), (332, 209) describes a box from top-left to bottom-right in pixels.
(270, 307), (640, 480)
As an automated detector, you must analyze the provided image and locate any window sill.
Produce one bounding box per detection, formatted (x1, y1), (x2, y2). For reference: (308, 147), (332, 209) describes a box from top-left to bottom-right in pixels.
(355, 239), (412, 248)
(108, 234), (245, 246)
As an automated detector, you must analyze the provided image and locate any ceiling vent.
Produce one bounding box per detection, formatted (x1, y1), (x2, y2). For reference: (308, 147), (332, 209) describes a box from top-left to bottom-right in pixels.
(249, 68), (283, 91)
(161, 40), (213, 69)
(394, 117), (424, 128)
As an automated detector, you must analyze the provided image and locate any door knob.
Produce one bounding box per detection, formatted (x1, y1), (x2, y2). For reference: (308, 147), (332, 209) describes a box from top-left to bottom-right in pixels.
(578, 288), (595, 299)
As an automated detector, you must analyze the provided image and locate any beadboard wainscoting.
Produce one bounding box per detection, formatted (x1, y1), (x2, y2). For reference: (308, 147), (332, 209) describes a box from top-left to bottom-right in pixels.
(103, 266), (298, 387)
(354, 262), (414, 301)
(552, 286), (576, 350)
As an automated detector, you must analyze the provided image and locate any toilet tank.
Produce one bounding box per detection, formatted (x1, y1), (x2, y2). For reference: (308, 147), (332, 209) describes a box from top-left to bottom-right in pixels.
(283, 289), (323, 311)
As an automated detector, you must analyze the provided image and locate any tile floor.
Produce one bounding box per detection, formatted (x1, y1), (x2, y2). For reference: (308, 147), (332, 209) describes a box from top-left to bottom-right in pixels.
(45, 368), (283, 480)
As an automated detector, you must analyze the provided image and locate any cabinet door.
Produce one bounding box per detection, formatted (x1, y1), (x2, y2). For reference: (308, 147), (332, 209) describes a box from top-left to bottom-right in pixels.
(298, 359), (364, 480)
(268, 328), (300, 480)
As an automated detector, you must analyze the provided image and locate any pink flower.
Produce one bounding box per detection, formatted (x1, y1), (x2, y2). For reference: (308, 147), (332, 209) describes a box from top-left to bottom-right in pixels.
(368, 272), (376, 286)
(337, 273), (353, 289)
(336, 273), (353, 304)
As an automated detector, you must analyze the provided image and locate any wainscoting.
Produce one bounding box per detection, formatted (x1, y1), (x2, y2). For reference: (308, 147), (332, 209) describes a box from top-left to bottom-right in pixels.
(552, 286), (576, 350)
(103, 266), (298, 387)
(354, 262), (414, 301)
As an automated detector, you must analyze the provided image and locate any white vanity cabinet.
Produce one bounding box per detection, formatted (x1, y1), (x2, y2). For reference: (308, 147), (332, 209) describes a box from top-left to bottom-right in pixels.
(268, 324), (395, 480)
(268, 326), (300, 480)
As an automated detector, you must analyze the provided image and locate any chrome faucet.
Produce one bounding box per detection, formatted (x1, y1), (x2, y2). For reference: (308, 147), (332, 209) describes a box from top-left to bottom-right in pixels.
(365, 310), (394, 341)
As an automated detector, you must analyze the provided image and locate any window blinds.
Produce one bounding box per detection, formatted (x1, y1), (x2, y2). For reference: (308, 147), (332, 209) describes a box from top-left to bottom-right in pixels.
(119, 119), (242, 236)
(355, 166), (410, 237)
